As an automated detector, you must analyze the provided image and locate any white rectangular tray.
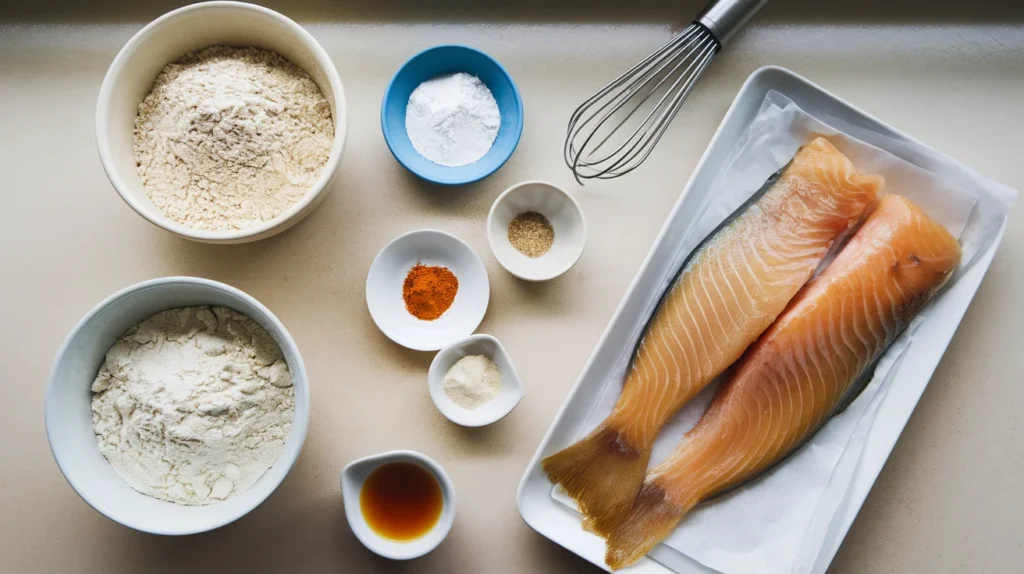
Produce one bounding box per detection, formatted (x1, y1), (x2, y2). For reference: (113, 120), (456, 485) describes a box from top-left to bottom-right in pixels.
(516, 65), (1011, 574)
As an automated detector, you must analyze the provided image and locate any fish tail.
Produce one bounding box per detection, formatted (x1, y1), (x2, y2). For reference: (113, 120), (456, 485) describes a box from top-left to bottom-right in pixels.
(541, 423), (650, 523)
(602, 481), (694, 570)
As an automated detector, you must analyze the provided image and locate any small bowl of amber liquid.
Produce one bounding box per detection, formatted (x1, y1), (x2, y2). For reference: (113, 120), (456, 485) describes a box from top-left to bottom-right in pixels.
(341, 450), (456, 560)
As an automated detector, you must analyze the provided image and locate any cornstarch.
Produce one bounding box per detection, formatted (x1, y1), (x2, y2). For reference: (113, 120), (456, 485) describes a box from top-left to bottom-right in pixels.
(133, 46), (334, 231)
(405, 73), (500, 167)
(90, 306), (295, 505)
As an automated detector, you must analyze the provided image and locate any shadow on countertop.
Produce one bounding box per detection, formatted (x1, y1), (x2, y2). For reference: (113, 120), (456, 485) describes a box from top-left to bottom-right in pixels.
(3, 0), (1024, 24)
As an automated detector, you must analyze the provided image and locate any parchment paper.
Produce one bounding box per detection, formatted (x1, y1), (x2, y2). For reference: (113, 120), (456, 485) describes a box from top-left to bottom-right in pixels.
(553, 91), (1017, 574)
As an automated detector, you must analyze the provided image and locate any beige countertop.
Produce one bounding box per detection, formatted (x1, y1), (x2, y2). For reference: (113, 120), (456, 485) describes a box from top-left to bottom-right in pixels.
(1, 1), (1021, 572)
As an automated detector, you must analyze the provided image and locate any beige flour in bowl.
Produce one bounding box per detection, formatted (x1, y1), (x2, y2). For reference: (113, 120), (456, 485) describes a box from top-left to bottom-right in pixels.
(90, 306), (295, 505)
(133, 46), (334, 231)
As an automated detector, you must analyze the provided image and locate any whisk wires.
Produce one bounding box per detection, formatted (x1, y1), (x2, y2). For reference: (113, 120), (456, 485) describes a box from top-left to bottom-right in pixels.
(565, 23), (719, 182)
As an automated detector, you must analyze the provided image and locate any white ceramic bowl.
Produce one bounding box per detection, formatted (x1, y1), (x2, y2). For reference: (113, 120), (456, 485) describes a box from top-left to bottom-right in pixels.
(96, 1), (347, 244)
(44, 277), (310, 535)
(487, 180), (586, 281)
(341, 450), (456, 560)
(428, 334), (524, 427)
(366, 229), (490, 351)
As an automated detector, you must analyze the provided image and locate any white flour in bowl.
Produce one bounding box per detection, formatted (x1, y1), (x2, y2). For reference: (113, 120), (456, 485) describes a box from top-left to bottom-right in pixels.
(133, 46), (334, 231)
(90, 306), (295, 505)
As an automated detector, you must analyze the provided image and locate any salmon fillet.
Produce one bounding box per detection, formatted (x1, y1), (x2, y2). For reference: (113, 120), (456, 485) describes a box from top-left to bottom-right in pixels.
(542, 138), (882, 526)
(601, 195), (962, 569)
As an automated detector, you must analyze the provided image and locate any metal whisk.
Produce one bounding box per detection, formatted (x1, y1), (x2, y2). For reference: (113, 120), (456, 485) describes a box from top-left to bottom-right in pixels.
(565, 0), (771, 181)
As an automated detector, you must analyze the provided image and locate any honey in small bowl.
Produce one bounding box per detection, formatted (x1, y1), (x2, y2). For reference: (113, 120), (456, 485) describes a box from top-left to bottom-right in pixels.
(359, 461), (443, 541)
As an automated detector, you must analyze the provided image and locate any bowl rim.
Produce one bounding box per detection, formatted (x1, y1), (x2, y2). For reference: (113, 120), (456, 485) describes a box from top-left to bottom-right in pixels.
(380, 43), (524, 186)
(486, 179), (588, 282)
(44, 276), (311, 535)
(94, 1), (348, 243)
(426, 333), (524, 427)
(340, 449), (457, 560)
(365, 228), (491, 351)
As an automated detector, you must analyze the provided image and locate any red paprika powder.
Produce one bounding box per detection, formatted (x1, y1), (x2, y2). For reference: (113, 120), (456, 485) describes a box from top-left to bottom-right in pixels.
(402, 263), (459, 321)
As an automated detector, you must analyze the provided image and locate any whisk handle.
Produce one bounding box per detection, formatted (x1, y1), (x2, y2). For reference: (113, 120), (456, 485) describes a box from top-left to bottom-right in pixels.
(696, 0), (771, 47)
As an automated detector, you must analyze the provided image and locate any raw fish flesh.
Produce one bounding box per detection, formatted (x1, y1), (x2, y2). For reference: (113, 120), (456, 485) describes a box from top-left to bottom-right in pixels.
(601, 194), (962, 569)
(542, 138), (882, 526)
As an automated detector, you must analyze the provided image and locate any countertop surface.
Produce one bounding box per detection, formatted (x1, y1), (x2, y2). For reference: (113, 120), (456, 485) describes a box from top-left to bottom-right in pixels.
(1, 1), (1021, 573)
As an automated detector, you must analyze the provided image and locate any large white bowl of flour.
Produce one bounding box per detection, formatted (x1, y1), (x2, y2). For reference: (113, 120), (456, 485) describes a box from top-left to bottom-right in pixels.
(96, 1), (347, 243)
(44, 277), (310, 535)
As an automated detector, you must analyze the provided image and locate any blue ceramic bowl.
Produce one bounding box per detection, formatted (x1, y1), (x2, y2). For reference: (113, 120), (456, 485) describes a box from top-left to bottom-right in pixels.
(381, 45), (524, 185)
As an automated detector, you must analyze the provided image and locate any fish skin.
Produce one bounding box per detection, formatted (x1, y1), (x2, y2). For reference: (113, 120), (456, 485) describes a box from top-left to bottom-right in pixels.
(601, 195), (962, 569)
(542, 138), (882, 526)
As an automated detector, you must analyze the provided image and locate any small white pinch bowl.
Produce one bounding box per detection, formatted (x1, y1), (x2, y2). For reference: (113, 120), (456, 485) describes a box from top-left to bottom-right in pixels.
(44, 277), (310, 535)
(341, 450), (456, 560)
(487, 180), (587, 281)
(366, 229), (490, 352)
(428, 334), (524, 427)
(96, 1), (347, 244)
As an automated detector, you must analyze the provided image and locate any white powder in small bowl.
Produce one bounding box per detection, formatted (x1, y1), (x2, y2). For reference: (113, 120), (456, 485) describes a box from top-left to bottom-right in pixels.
(405, 72), (501, 168)
(442, 354), (502, 410)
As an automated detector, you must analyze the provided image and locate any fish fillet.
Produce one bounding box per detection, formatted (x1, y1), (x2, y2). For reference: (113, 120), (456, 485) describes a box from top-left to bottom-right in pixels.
(542, 138), (882, 526)
(601, 194), (962, 569)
